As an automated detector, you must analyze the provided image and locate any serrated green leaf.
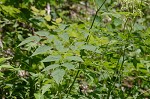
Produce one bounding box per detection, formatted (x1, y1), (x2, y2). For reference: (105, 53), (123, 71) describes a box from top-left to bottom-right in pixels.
(59, 33), (69, 42)
(80, 45), (97, 52)
(51, 69), (65, 84)
(18, 36), (40, 47)
(65, 56), (83, 62)
(35, 31), (49, 37)
(114, 18), (122, 26)
(42, 64), (60, 71)
(41, 55), (61, 62)
(31, 45), (51, 56)
(42, 84), (51, 95)
(61, 63), (75, 70)
(54, 40), (68, 52)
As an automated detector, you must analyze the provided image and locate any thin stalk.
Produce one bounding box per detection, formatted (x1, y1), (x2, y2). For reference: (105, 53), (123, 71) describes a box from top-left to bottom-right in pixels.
(67, 67), (80, 94)
(86, 0), (107, 43)
(107, 16), (130, 98)
(67, 0), (107, 96)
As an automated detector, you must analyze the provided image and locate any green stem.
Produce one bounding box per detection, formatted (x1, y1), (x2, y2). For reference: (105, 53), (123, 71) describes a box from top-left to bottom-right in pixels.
(86, 0), (107, 43)
(67, 0), (107, 96)
(67, 68), (80, 95)
(107, 16), (130, 98)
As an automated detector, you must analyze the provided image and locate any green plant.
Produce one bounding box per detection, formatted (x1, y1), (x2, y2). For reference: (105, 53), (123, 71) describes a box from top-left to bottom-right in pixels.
(0, 0), (150, 98)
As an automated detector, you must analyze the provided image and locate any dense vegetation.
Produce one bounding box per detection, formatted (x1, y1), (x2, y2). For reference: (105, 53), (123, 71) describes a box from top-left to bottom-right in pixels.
(0, 0), (150, 98)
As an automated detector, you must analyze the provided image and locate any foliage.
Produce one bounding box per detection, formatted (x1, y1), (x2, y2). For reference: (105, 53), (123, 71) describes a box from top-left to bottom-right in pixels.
(0, 0), (150, 99)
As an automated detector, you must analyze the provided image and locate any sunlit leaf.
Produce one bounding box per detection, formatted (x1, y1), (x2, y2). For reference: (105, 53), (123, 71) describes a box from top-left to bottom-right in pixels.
(41, 84), (51, 95)
(69, 31), (79, 38)
(0, 65), (14, 69)
(41, 55), (61, 62)
(56, 18), (62, 23)
(18, 36), (41, 47)
(135, 49), (141, 55)
(34, 93), (44, 99)
(40, 10), (46, 16)
(81, 45), (97, 52)
(119, 56), (124, 64)
(44, 15), (51, 21)
(95, 0), (106, 9)
(0, 5), (20, 17)
(42, 64), (60, 71)
(134, 23), (145, 31)
(65, 56), (84, 62)
(97, 37), (109, 45)
(31, 45), (51, 56)
(35, 31), (49, 37)
(31, 6), (39, 12)
(51, 69), (65, 84)
(61, 63), (75, 70)
(54, 40), (68, 52)
(114, 18), (122, 26)
(59, 33), (69, 42)
(0, 57), (12, 63)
